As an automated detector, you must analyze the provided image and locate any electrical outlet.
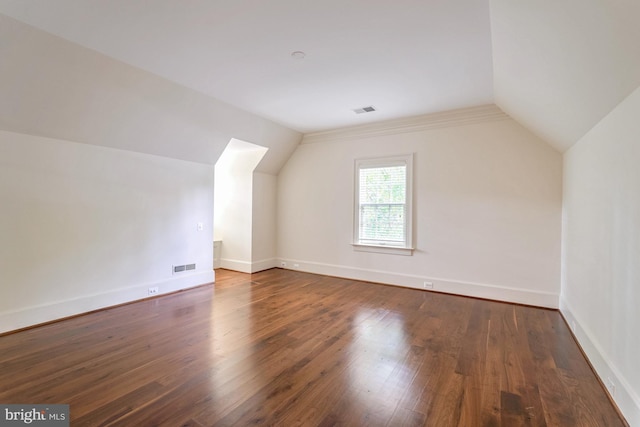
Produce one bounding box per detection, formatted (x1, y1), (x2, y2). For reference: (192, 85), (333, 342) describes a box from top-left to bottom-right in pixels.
(423, 281), (433, 289)
(197, 222), (204, 231)
(606, 377), (616, 397)
(293, 263), (300, 269)
(148, 287), (159, 296)
(280, 262), (287, 268)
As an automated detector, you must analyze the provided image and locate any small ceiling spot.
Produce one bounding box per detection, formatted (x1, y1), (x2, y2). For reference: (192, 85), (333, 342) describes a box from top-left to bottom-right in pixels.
(291, 51), (306, 60)
(353, 106), (376, 114)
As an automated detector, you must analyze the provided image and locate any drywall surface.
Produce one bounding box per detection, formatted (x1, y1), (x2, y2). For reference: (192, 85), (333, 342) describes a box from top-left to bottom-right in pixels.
(213, 139), (267, 273)
(278, 111), (562, 307)
(0, 13), (301, 172)
(561, 86), (640, 425)
(491, 0), (640, 151)
(252, 172), (278, 272)
(0, 14), (301, 331)
(0, 130), (214, 333)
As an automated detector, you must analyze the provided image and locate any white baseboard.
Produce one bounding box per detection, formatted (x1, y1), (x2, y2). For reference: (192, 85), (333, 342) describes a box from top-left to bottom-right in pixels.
(0, 270), (214, 334)
(560, 298), (640, 426)
(219, 257), (278, 273)
(250, 258), (278, 273)
(220, 258), (252, 273)
(278, 258), (559, 308)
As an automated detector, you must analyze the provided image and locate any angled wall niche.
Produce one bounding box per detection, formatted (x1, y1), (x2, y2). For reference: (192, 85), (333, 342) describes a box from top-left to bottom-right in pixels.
(214, 138), (268, 273)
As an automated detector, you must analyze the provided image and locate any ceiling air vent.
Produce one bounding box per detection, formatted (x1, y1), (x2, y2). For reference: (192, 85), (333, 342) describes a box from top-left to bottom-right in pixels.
(353, 106), (376, 114)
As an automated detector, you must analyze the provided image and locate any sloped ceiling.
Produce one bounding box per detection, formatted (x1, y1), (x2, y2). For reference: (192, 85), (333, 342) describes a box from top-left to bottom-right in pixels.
(0, 14), (301, 172)
(0, 0), (638, 152)
(0, 0), (494, 134)
(490, 0), (640, 152)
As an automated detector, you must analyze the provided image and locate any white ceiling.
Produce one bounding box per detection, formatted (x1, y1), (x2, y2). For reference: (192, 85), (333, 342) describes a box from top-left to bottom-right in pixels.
(0, 0), (638, 151)
(490, 0), (640, 152)
(0, 0), (494, 134)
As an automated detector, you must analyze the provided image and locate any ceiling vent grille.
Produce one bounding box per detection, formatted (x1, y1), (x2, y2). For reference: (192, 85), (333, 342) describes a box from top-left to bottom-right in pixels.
(353, 106), (376, 114)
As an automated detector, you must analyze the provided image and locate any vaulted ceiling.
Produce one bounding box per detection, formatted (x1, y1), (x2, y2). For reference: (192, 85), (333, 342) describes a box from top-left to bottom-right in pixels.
(0, 0), (638, 152)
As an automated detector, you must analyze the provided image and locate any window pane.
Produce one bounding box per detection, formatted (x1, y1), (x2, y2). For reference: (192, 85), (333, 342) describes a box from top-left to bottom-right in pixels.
(360, 204), (405, 243)
(359, 166), (406, 204)
(358, 164), (406, 244)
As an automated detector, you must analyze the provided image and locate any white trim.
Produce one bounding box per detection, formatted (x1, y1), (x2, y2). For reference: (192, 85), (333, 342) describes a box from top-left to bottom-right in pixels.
(354, 154), (414, 252)
(302, 105), (510, 144)
(560, 298), (640, 426)
(278, 258), (559, 308)
(0, 270), (215, 334)
(351, 243), (414, 256)
(250, 258), (279, 273)
(219, 257), (278, 273)
(219, 258), (252, 273)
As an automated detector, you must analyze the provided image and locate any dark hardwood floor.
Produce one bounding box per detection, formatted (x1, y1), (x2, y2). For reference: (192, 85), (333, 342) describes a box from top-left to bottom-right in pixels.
(0, 268), (626, 426)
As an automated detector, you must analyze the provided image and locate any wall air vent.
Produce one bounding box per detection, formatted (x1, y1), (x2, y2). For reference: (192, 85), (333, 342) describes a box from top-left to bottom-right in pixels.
(173, 263), (196, 274)
(353, 106), (376, 114)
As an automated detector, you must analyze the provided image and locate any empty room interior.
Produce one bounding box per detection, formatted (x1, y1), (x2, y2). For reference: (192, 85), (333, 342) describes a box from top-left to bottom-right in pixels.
(0, 0), (639, 426)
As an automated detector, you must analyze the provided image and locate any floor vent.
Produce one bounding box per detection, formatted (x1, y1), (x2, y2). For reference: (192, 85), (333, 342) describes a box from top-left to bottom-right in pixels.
(173, 263), (196, 274)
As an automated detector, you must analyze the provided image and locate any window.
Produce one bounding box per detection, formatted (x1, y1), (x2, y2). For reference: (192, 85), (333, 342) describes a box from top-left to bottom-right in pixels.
(353, 154), (413, 255)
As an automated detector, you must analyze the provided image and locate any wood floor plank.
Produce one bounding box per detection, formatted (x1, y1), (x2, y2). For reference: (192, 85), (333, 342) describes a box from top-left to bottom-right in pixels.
(0, 268), (627, 426)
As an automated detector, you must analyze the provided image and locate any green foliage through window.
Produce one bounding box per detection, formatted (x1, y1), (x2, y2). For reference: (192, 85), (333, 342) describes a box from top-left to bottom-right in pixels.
(358, 165), (406, 244)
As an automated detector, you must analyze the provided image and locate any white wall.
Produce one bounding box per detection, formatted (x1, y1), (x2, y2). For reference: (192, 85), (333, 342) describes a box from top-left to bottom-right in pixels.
(0, 15), (301, 332)
(0, 130), (214, 333)
(252, 172), (278, 272)
(214, 169), (278, 273)
(490, 0), (640, 151)
(0, 13), (301, 171)
(278, 107), (562, 307)
(561, 86), (640, 425)
(213, 140), (268, 273)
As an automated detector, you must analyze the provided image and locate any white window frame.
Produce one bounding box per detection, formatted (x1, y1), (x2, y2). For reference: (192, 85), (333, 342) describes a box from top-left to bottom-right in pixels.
(352, 154), (414, 256)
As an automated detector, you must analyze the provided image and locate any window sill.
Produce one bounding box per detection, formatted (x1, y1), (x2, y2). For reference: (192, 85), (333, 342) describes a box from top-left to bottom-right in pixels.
(351, 243), (414, 256)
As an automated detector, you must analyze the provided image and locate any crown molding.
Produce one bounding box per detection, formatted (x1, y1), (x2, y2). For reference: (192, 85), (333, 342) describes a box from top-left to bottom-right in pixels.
(302, 104), (510, 144)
